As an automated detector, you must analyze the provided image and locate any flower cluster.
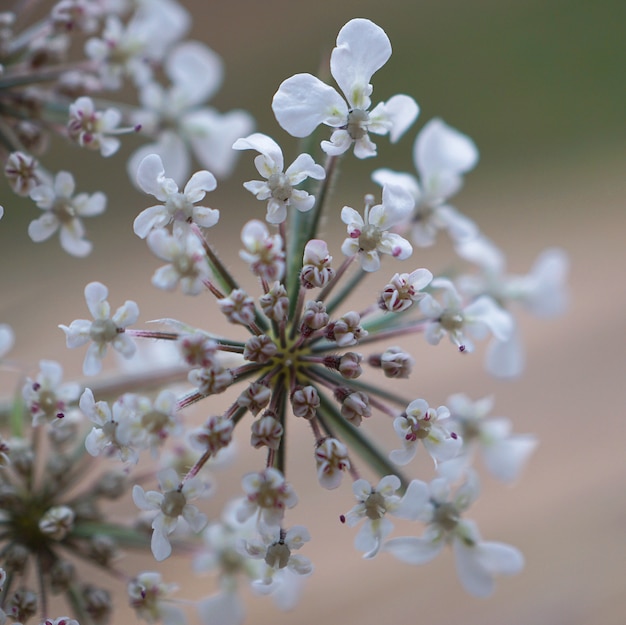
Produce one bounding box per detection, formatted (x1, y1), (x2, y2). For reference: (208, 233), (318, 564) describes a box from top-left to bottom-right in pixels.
(0, 8), (568, 625)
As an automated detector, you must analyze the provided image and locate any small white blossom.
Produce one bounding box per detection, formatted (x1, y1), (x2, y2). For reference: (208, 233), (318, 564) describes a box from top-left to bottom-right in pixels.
(243, 525), (312, 590)
(438, 394), (537, 483)
(79, 388), (138, 463)
(236, 468), (297, 527)
(147, 229), (210, 295)
(379, 268), (433, 312)
(272, 18), (418, 158)
(343, 475), (429, 558)
(132, 468), (209, 561)
(134, 154), (218, 238)
(4, 151), (41, 196)
(128, 41), (254, 184)
(373, 118), (479, 246)
(67, 97), (122, 157)
(59, 281), (139, 375)
(419, 278), (513, 352)
(22, 360), (81, 427)
(233, 133), (325, 223)
(128, 571), (185, 625)
(341, 186), (413, 272)
(239, 220), (285, 282)
(28, 171), (106, 257)
(384, 473), (524, 596)
(390, 398), (461, 466)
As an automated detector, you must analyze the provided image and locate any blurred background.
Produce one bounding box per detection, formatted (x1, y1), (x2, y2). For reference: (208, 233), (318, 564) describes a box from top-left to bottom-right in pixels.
(1, 0), (625, 623)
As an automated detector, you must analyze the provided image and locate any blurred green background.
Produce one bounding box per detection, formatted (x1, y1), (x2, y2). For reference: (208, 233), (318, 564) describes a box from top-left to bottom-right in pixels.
(1, 1), (625, 624)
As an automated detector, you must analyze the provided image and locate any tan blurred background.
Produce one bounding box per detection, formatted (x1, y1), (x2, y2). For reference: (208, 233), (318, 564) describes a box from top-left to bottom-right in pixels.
(1, 0), (625, 623)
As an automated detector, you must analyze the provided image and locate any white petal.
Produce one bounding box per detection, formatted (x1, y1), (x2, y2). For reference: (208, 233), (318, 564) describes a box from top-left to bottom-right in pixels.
(192, 205), (220, 228)
(60, 223), (91, 257)
(136, 153), (168, 199)
(232, 133), (284, 172)
(151, 524), (173, 561)
(285, 153), (325, 183)
(185, 108), (255, 178)
(184, 170), (217, 202)
(371, 169), (420, 198)
(133, 205), (170, 238)
(83, 342), (106, 375)
(84, 282), (109, 319)
(272, 73), (347, 137)
(112, 300), (139, 327)
(76, 191), (107, 217)
(383, 94), (420, 142)
(482, 434), (537, 482)
(384, 534), (443, 565)
(485, 330), (525, 379)
(28, 214), (59, 242)
(166, 40), (223, 106)
(415, 118), (479, 180)
(129, 131), (191, 189)
(330, 18), (391, 109)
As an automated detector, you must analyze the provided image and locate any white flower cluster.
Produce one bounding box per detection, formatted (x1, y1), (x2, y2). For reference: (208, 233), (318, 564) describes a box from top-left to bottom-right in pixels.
(0, 8), (570, 625)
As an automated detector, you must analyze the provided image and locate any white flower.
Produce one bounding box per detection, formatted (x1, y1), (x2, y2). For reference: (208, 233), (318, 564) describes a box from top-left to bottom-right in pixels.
(456, 237), (569, 376)
(384, 474), (524, 597)
(59, 281), (139, 375)
(67, 97), (122, 157)
(147, 229), (210, 295)
(272, 19), (418, 158)
(28, 171), (106, 257)
(343, 475), (429, 558)
(243, 525), (312, 590)
(233, 133), (325, 223)
(79, 388), (139, 463)
(438, 394), (537, 483)
(116, 390), (179, 457)
(5, 151), (41, 196)
(390, 398), (461, 466)
(128, 41), (254, 184)
(128, 571), (186, 625)
(239, 220), (285, 282)
(134, 154), (218, 238)
(132, 468), (209, 561)
(341, 185), (414, 272)
(236, 468), (297, 527)
(419, 278), (513, 352)
(379, 268), (433, 312)
(22, 360), (81, 427)
(373, 118), (479, 245)
(86, 2), (189, 89)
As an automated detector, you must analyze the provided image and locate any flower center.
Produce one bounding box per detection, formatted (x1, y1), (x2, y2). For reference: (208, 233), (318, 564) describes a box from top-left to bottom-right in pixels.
(89, 318), (119, 343)
(268, 173), (292, 203)
(439, 310), (464, 332)
(160, 490), (186, 518)
(357, 224), (383, 253)
(346, 108), (369, 140)
(364, 490), (386, 520)
(265, 541), (291, 568)
(433, 502), (460, 531)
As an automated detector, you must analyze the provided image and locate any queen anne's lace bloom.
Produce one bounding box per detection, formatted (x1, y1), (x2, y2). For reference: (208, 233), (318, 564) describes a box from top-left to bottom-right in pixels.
(343, 476), (429, 558)
(132, 468), (209, 561)
(341, 185), (414, 271)
(59, 282), (139, 375)
(134, 154), (219, 238)
(28, 171), (106, 256)
(384, 473), (524, 597)
(373, 118), (479, 246)
(272, 19), (418, 158)
(233, 133), (325, 224)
